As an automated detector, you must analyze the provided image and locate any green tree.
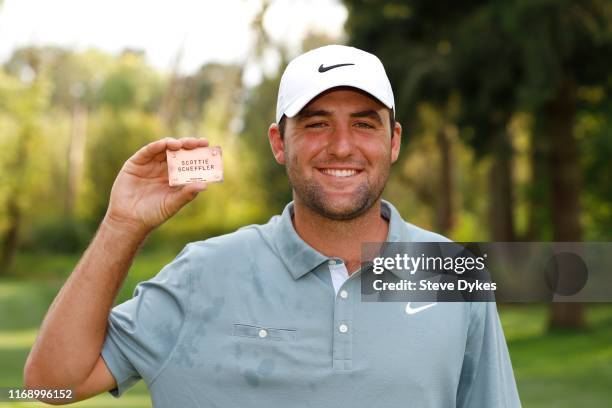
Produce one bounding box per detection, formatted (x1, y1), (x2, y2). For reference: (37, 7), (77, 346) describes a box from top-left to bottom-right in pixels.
(487, 0), (612, 329)
(98, 50), (164, 112)
(345, 1), (473, 235)
(344, 0), (612, 328)
(580, 95), (612, 240)
(0, 66), (52, 269)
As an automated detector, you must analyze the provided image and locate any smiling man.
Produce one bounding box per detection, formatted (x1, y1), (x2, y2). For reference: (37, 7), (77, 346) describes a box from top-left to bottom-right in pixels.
(24, 45), (521, 407)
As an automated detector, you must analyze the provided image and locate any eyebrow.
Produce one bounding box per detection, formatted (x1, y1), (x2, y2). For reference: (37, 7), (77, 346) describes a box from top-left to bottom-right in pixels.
(350, 110), (383, 125)
(295, 109), (383, 125)
(295, 109), (332, 121)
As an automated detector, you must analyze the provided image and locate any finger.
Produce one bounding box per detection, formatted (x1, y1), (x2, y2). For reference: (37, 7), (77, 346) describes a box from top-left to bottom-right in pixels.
(155, 139), (208, 164)
(179, 137), (209, 150)
(183, 182), (207, 195)
(153, 151), (167, 162)
(131, 137), (180, 165)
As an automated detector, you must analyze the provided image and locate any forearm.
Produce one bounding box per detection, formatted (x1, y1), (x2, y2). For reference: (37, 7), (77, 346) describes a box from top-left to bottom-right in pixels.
(24, 217), (147, 387)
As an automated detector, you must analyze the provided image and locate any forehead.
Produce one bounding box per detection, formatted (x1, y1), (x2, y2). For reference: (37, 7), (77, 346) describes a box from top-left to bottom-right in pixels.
(299, 87), (387, 114)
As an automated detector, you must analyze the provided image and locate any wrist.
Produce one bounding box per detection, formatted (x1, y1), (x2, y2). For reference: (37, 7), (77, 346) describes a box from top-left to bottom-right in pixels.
(101, 213), (151, 243)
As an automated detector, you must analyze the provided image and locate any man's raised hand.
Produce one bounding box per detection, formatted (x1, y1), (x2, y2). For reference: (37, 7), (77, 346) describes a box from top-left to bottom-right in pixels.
(103, 137), (209, 237)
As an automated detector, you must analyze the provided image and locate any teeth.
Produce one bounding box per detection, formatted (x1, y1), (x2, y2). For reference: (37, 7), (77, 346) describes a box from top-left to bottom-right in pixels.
(321, 169), (358, 177)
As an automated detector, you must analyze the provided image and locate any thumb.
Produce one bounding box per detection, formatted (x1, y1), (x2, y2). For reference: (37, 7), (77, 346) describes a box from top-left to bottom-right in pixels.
(166, 182), (207, 214)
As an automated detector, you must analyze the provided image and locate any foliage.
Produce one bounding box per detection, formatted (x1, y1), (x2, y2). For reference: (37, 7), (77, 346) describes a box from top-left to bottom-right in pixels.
(344, 0), (612, 243)
(1, 1), (612, 267)
(240, 73), (292, 216)
(0, 47), (269, 260)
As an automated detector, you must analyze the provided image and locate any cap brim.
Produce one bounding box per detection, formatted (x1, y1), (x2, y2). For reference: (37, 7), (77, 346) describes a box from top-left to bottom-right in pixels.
(281, 82), (394, 122)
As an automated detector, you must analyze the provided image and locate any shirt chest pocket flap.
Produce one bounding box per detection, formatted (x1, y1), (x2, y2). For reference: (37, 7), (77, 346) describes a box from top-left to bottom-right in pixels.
(232, 323), (297, 341)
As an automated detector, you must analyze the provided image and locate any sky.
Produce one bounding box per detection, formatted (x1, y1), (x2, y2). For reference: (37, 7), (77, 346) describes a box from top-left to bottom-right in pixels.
(0, 0), (347, 80)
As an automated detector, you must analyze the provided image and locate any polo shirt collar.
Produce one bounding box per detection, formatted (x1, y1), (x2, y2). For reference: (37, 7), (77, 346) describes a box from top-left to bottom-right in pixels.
(274, 200), (408, 280)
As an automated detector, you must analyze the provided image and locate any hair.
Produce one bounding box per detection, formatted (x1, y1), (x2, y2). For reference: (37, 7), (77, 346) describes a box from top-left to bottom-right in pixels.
(278, 108), (395, 140)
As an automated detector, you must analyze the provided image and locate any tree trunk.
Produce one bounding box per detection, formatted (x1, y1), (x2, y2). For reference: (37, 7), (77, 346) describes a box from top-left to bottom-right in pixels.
(435, 123), (455, 234)
(489, 128), (515, 241)
(0, 199), (21, 272)
(0, 126), (32, 272)
(157, 47), (184, 133)
(545, 77), (585, 329)
(525, 126), (550, 241)
(65, 103), (88, 217)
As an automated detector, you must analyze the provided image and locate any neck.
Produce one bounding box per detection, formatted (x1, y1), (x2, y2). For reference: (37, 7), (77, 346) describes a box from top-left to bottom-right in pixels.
(292, 199), (389, 274)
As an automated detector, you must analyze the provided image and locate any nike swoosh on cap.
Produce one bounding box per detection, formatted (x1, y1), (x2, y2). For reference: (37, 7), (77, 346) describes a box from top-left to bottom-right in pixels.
(318, 63), (355, 73)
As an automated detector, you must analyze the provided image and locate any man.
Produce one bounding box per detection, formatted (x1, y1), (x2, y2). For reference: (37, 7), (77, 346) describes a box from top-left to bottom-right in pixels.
(24, 45), (521, 407)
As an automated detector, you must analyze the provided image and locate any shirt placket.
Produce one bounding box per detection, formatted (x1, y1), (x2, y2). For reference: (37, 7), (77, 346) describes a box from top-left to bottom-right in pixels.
(329, 258), (356, 371)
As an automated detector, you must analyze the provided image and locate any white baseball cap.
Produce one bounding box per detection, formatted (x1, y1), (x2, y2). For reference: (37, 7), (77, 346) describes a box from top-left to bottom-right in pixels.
(275, 44), (395, 123)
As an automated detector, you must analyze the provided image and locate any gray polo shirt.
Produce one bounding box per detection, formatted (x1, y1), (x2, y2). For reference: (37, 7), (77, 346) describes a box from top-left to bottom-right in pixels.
(101, 200), (521, 407)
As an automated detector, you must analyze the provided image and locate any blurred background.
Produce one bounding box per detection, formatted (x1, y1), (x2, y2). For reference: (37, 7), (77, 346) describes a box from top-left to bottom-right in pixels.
(0, 0), (611, 406)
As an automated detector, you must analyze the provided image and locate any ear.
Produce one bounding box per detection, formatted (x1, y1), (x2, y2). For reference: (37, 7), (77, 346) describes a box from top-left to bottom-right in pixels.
(268, 123), (286, 164)
(391, 122), (402, 163)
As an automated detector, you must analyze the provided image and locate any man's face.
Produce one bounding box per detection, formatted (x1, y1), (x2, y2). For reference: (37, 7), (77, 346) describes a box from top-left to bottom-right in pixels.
(269, 88), (401, 220)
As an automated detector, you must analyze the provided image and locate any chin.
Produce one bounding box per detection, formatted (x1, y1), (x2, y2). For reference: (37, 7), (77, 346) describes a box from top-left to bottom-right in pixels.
(289, 174), (383, 221)
(312, 197), (374, 221)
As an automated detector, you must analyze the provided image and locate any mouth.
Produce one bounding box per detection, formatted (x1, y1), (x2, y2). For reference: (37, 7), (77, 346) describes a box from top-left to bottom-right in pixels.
(317, 168), (363, 178)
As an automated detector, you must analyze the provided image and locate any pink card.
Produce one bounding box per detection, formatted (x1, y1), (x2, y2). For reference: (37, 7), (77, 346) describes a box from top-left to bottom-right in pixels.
(166, 146), (223, 186)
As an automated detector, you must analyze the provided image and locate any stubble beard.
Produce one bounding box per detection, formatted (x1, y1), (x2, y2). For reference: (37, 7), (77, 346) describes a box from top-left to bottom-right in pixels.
(285, 155), (389, 221)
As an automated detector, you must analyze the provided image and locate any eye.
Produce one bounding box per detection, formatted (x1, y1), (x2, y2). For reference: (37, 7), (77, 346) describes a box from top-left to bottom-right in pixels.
(354, 121), (375, 129)
(305, 121), (328, 128)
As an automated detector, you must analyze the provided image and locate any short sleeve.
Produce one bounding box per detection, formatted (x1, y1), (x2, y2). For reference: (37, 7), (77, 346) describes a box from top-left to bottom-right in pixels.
(456, 301), (522, 407)
(101, 244), (193, 397)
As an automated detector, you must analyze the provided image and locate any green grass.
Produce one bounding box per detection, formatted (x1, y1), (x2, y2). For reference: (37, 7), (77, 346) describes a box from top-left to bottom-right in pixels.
(503, 304), (612, 407)
(0, 251), (175, 407)
(1, 251), (611, 407)
(0, 280), (151, 407)
(5, 249), (177, 304)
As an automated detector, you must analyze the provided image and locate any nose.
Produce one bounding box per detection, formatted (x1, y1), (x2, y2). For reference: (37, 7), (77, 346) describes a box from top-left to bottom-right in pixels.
(326, 123), (354, 158)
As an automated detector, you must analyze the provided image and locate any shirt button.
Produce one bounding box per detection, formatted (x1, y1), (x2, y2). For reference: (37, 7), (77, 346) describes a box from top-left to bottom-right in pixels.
(258, 329), (268, 338)
(339, 290), (348, 299)
(338, 323), (349, 333)
(328, 259), (337, 265)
